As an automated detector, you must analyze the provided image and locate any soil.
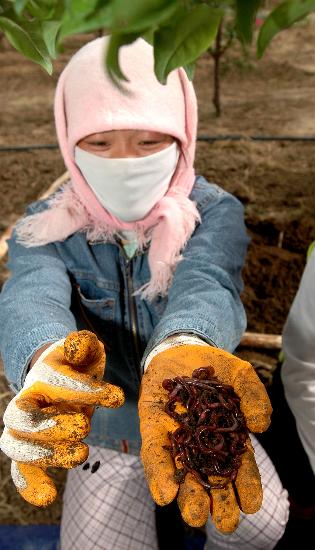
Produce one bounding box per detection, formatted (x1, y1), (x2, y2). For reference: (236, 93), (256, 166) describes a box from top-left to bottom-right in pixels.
(0, 15), (315, 532)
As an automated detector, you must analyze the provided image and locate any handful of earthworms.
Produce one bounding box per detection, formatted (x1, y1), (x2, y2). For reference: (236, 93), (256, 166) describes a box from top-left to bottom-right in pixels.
(162, 366), (249, 491)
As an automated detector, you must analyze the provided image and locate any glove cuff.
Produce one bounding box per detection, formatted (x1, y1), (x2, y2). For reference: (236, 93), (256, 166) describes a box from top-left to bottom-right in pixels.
(24, 340), (65, 390)
(144, 334), (210, 372)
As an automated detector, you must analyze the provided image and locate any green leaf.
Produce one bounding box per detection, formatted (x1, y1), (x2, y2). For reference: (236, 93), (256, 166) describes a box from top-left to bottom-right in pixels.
(27, 0), (57, 20)
(141, 28), (154, 45)
(278, 349), (284, 364)
(65, 0), (101, 17)
(1, 1), (16, 15)
(12, 14), (53, 56)
(235, 0), (261, 43)
(0, 15), (52, 72)
(257, 0), (315, 58)
(49, 0), (65, 20)
(183, 61), (195, 81)
(154, 5), (223, 84)
(307, 241), (315, 261)
(105, 32), (140, 85)
(107, 0), (180, 33)
(13, 0), (29, 16)
(60, 4), (111, 38)
(42, 19), (61, 58)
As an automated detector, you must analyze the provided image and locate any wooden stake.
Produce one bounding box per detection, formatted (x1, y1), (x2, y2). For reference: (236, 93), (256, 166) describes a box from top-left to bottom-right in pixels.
(239, 332), (282, 350)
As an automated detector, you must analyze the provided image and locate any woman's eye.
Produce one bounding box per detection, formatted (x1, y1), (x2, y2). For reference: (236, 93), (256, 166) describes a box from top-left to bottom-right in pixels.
(140, 141), (161, 146)
(89, 141), (109, 147)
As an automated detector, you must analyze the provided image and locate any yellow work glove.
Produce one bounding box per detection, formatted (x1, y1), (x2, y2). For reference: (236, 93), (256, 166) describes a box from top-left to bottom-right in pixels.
(139, 343), (272, 533)
(0, 330), (124, 507)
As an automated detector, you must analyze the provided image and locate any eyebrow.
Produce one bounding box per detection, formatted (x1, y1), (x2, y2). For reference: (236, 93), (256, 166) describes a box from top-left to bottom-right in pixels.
(84, 131), (170, 140)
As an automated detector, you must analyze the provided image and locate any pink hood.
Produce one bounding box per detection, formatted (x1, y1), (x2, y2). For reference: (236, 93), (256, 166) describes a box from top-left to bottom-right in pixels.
(16, 37), (200, 300)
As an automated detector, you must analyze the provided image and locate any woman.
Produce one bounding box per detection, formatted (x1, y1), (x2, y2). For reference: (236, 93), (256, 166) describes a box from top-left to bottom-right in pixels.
(0, 37), (289, 549)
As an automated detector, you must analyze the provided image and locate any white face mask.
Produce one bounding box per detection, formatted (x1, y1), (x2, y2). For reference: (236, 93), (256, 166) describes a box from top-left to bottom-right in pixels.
(74, 142), (179, 222)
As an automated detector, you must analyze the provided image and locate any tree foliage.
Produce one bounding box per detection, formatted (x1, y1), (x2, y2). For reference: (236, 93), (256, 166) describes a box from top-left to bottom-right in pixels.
(1, 0), (315, 79)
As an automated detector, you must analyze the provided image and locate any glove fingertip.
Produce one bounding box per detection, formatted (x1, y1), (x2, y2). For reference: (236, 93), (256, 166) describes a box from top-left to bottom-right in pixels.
(209, 477), (240, 533)
(12, 462), (57, 507)
(51, 441), (89, 469)
(177, 473), (210, 527)
(97, 383), (125, 408)
(234, 448), (263, 514)
(149, 477), (178, 506)
(64, 330), (103, 368)
(140, 446), (178, 506)
(246, 413), (271, 433)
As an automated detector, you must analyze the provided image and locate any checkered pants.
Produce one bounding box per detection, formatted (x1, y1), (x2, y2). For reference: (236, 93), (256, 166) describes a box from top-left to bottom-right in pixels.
(60, 436), (289, 550)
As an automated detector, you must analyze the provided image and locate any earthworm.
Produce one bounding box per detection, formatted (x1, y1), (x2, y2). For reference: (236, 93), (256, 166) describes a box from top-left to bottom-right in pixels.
(162, 367), (248, 491)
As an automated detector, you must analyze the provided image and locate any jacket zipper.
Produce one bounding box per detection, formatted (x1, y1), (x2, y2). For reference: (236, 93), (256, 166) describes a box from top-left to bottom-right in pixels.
(87, 240), (142, 382)
(125, 259), (142, 383)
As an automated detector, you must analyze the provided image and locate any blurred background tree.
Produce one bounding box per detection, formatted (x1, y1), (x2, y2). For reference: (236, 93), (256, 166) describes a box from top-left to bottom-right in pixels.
(1, 0), (315, 96)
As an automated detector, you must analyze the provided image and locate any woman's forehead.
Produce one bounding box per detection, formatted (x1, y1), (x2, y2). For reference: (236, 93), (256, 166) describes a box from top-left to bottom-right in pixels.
(82, 129), (173, 138)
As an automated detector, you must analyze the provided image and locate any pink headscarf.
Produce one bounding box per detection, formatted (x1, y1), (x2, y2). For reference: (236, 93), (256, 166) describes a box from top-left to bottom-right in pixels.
(16, 37), (200, 300)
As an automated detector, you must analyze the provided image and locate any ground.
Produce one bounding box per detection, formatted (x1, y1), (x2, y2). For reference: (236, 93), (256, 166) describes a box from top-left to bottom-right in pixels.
(0, 14), (315, 537)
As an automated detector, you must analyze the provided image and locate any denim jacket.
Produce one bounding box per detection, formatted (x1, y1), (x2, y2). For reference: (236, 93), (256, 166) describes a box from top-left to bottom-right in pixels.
(0, 176), (249, 454)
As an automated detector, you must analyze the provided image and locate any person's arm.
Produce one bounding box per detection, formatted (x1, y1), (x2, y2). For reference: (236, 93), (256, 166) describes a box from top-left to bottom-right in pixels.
(142, 181), (249, 365)
(29, 344), (52, 368)
(0, 229), (77, 393)
(138, 182), (274, 532)
(139, 338), (271, 533)
(0, 330), (124, 506)
(281, 250), (315, 475)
